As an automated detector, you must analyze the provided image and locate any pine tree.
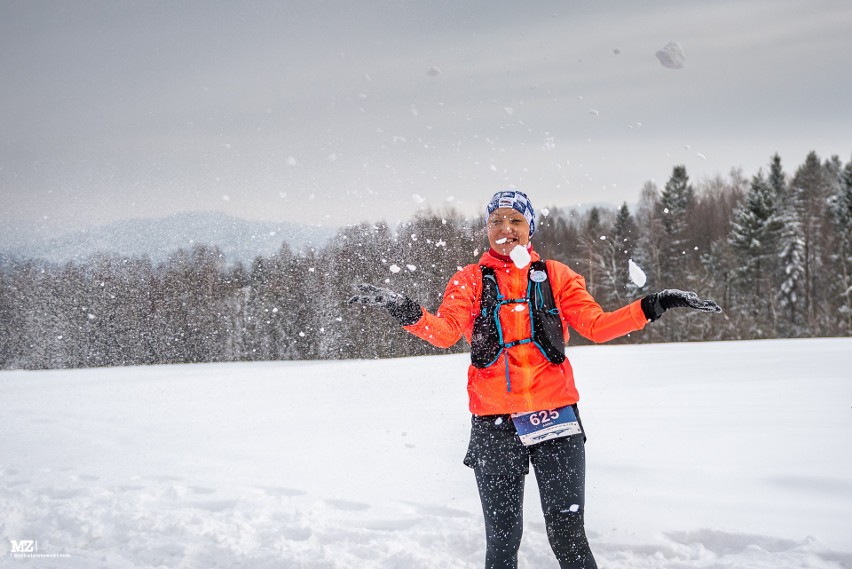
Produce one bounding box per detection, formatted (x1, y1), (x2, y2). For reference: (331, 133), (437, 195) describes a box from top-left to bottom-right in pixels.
(220, 261), (251, 361)
(728, 170), (779, 335)
(578, 207), (605, 299)
(789, 151), (834, 333)
(659, 166), (694, 237)
(612, 202), (638, 290)
(658, 166), (695, 289)
(657, 166), (697, 343)
(776, 186), (807, 336)
(0, 259), (25, 368)
(778, 211), (807, 337)
(245, 244), (305, 362)
(828, 157), (852, 334)
(534, 206), (581, 269)
(596, 203), (638, 309)
(769, 153), (787, 204)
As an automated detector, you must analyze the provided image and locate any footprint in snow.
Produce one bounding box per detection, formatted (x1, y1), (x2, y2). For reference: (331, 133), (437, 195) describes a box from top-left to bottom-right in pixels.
(143, 474), (184, 483)
(261, 486), (307, 497)
(188, 499), (239, 512)
(405, 502), (472, 519)
(282, 526), (313, 541)
(360, 518), (421, 531)
(326, 499), (371, 511)
(73, 474), (100, 482)
(38, 486), (85, 500)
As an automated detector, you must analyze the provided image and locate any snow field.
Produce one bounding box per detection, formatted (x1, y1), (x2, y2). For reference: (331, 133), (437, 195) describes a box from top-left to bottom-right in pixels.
(1, 338), (851, 568)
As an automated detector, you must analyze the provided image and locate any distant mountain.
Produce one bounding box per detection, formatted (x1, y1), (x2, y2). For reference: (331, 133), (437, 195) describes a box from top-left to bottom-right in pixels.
(0, 212), (337, 266)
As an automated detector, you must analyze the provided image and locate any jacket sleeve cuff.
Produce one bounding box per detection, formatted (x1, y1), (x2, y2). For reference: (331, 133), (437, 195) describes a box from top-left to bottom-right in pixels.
(630, 299), (650, 328)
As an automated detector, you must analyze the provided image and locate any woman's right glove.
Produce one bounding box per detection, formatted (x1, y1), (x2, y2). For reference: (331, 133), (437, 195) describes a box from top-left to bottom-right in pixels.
(348, 284), (423, 326)
(641, 289), (722, 322)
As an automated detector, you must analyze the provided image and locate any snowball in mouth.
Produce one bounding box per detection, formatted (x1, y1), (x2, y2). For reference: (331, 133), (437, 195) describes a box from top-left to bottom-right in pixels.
(510, 245), (531, 269)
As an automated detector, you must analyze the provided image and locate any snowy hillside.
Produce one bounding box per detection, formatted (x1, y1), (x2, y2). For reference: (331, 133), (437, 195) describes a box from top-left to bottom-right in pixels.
(0, 212), (335, 266)
(1, 339), (851, 568)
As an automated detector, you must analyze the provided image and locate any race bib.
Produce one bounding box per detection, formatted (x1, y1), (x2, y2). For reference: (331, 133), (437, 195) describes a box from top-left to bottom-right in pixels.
(511, 405), (582, 446)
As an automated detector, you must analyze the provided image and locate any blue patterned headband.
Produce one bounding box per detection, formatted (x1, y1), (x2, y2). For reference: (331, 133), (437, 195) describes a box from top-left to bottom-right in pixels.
(485, 190), (535, 237)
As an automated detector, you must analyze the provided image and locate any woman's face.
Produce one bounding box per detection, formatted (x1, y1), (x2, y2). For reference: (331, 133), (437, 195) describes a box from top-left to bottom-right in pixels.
(487, 207), (530, 256)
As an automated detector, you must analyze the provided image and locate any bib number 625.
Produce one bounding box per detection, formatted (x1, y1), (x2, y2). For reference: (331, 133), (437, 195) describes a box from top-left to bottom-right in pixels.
(529, 409), (560, 426)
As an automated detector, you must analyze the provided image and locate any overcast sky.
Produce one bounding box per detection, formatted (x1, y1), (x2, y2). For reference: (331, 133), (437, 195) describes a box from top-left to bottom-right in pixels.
(2, 0), (851, 242)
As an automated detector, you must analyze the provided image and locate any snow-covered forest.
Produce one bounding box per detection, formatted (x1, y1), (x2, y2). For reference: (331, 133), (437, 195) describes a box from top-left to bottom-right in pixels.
(2, 150), (850, 370)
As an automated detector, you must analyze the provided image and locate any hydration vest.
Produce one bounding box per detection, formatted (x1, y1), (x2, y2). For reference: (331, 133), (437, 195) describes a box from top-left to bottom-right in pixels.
(470, 260), (566, 390)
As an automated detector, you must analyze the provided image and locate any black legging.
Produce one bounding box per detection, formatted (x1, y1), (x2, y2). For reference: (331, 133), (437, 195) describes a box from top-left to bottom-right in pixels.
(472, 432), (597, 569)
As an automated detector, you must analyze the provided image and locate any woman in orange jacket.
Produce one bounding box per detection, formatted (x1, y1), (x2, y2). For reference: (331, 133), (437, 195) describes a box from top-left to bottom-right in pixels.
(350, 190), (721, 569)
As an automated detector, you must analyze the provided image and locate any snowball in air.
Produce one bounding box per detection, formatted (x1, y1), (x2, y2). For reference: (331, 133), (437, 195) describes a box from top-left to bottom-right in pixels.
(628, 259), (647, 287)
(389, 264), (401, 273)
(655, 41), (685, 69)
(510, 245), (531, 269)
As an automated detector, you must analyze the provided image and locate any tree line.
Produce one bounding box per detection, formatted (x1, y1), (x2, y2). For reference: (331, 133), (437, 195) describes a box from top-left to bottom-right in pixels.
(1, 150), (850, 370)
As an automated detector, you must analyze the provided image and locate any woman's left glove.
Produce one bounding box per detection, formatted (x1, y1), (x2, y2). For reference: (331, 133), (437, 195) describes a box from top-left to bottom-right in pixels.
(348, 284), (423, 326)
(642, 289), (722, 322)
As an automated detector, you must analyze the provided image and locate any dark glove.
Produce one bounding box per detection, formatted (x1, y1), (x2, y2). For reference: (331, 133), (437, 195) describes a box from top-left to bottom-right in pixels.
(348, 284), (423, 326)
(642, 289), (722, 322)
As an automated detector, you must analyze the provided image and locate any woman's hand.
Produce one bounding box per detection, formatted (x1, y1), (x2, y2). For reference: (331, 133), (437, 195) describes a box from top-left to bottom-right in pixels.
(348, 284), (423, 326)
(642, 289), (722, 322)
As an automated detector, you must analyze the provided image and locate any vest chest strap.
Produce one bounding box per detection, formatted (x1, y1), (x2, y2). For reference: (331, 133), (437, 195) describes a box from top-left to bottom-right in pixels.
(470, 260), (567, 391)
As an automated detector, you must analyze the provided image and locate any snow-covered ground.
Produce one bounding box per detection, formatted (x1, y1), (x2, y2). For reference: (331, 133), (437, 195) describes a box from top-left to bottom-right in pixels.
(1, 338), (851, 568)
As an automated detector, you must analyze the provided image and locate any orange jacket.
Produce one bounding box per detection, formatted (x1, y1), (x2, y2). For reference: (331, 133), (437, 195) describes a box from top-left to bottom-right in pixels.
(403, 247), (648, 415)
